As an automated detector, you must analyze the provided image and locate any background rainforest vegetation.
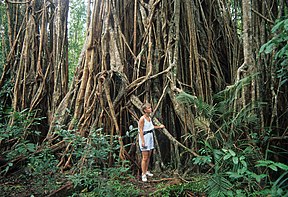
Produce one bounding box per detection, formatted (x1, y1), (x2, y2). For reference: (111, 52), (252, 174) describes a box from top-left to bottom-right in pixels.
(0, 0), (288, 196)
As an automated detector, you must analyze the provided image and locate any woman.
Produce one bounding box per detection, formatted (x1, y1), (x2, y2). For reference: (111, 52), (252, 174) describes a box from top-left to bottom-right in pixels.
(138, 103), (165, 182)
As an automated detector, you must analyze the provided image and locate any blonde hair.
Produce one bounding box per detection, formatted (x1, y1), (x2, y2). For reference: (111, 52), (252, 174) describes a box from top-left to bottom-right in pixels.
(141, 103), (151, 113)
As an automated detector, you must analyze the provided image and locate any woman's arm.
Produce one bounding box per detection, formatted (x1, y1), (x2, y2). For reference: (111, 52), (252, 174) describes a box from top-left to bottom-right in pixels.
(154, 124), (165, 129)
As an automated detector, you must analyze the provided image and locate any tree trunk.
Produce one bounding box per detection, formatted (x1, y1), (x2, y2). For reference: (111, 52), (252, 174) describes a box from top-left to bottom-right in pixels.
(1, 0), (69, 138)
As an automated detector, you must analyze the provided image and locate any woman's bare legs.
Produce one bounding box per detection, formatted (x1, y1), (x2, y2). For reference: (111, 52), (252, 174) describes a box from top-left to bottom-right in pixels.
(141, 151), (150, 175)
(145, 151), (152, 173)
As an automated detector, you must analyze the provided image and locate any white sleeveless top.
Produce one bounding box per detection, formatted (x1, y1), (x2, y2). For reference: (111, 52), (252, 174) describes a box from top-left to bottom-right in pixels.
(139, 117), (155, 151)
(142, 117), (154, 131)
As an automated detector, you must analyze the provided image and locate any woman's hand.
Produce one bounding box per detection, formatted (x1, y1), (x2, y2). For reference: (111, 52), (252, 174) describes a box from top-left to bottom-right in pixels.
(155, 124), (165, 129)
(159, 124), (165, 128)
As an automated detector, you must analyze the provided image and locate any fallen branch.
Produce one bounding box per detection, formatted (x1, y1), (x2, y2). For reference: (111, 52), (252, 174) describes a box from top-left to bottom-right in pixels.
(47, 182), (73, 197)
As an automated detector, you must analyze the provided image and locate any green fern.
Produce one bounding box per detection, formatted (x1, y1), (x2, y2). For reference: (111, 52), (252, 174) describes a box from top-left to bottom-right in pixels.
(176, 92), (215, 119)
(206, 173), (233, 197)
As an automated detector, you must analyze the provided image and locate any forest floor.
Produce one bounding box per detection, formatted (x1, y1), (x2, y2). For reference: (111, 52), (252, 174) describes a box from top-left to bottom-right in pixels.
(130, 173), (207, 197)
(0, 168), (208, 196)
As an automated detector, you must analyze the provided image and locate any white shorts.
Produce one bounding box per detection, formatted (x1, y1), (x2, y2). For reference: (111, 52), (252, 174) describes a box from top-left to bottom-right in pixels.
(139, 132), (154, 151)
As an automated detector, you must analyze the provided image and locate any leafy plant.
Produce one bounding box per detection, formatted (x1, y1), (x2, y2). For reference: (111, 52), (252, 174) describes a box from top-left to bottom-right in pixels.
(256, 160), (288, 172)
(255, 171), (288, 197)
(206, 173), (233, 197)
(28, 148), (59, 176)
(67, 165), (140, 196)
(0, 1), (8, 73)
(192, 142), (213, 166)
(0, 109), (43, 174)
(54, 126), (140, 196)
(176, 87), (288, 197)
(152, 175), (208, 197)
(260, 17), (288, 87)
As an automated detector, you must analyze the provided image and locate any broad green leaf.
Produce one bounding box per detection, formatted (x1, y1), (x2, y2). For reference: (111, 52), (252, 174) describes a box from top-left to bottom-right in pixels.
(223, 154), (232, 160)
(235, 190), (246, 197)
(280, 59), (288, 66)
(226, 191), (233, 196)
(264, 42), (276, 54)
(226, 171), (243, 179)
(240, 160), (247, 168)
(269, 164), (278, 171)
(238, 167), (248, 174)
(272, 20), (285, 33)
(259, 43), (269, 53)
(275, 47), (288, 58)
(255, 160), (273, 167)
(284, 19), (288, 31)
(274, 162), (288, 170)
(239, 156), (245, 160)
(250, 173), (267, 182)
(280, 79), (288, 87)
(228, 149), (236, 156)
(232, 156), (239, 165)
(26, 143), (36, 152)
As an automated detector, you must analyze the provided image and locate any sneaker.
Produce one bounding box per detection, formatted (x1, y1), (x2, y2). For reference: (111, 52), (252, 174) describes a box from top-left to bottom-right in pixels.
(142, 174), (147, 182)
(146, 171), (153, 177)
